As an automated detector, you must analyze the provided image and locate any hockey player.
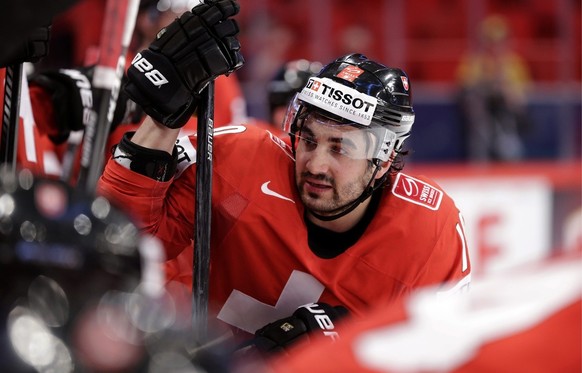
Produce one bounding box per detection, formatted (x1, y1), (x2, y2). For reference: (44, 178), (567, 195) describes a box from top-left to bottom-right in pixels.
(97, 0), (471, 350)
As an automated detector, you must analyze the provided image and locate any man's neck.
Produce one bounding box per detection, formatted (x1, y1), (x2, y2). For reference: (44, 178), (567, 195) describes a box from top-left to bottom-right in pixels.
(304, 190), (383, 258)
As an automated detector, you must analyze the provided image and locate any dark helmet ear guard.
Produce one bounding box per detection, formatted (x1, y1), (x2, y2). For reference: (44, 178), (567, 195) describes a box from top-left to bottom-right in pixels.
(283, 53), (415, 160)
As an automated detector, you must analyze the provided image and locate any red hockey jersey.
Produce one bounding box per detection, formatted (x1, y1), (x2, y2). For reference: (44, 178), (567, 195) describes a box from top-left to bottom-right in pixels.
(98, 124), (471, 335)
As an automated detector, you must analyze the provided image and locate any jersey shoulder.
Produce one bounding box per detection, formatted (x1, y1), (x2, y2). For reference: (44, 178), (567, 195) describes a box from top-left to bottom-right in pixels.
(389, 172), (454, 212)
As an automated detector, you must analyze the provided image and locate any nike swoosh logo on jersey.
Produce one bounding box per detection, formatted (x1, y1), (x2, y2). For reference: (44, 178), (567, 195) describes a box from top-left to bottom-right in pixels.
(261, 181), (295, 203)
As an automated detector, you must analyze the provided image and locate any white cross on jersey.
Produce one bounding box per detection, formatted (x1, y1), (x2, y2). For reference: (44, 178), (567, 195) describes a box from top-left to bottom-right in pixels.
(217, 270), (325, 333)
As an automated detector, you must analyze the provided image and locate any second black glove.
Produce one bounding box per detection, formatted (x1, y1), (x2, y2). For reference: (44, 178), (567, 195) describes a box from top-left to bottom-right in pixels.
(251, 302), (349, 355)
(30, 67), (142, 144)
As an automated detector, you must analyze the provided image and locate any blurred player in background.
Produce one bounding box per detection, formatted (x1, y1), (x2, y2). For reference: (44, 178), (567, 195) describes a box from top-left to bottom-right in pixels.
(456, 15), (532, 162)
(0, 167), (236, 372)
(266, 59), (323, 128)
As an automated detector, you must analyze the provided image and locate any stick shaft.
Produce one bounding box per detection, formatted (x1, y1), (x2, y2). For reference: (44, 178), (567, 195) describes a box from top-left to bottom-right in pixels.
(0, 64), (23, 171)
(194, 81), (215, 341)
(77, 0), (139, 191)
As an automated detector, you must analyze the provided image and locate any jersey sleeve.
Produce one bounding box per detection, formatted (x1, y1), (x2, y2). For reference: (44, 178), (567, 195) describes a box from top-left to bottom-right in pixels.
(97, 125), (267, 261)
(98, 157), (197, 259)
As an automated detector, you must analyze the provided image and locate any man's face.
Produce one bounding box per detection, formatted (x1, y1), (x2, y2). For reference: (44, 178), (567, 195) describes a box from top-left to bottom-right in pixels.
(294, 113), (377, 217)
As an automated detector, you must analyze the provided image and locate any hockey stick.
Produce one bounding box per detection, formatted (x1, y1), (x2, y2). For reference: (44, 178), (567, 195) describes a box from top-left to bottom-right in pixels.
(0, 64), (23, 172)
(77, 0), (139, 192)
(59, 130), (83, 183)
(193, 80), (215, 341)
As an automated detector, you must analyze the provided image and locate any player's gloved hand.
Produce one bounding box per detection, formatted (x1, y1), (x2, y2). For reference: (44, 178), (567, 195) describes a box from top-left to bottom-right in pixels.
(0, 25), (51, 68)
(30, 67), (142, 144)
(251, 302), (348, 355)
(124, 0), (244, 129)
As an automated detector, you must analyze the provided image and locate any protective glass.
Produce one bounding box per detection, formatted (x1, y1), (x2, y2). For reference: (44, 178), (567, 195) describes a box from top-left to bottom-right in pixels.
(293, 112), (397, 162)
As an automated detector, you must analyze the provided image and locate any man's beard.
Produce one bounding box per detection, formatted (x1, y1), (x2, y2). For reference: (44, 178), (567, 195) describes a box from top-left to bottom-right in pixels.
(296, 171), (370, 217)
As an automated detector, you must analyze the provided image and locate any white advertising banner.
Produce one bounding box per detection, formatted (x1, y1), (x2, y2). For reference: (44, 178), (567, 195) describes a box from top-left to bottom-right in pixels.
(435, 177), (553, 275)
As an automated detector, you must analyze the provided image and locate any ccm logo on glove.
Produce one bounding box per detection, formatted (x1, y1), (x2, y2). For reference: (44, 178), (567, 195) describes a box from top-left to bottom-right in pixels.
(131, 53), (169, 88)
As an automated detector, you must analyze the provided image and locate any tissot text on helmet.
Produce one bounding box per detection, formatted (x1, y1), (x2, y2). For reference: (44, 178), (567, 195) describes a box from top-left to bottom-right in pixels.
(302, 77), (378, 125)
(306, 78), (375, 112)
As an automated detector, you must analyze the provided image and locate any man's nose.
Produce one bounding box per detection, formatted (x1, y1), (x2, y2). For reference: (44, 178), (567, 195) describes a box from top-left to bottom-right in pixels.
(305, 146), (332, 174)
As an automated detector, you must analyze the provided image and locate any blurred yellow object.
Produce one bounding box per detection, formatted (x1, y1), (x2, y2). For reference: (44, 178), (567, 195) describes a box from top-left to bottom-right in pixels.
(480, 15), (509, 43)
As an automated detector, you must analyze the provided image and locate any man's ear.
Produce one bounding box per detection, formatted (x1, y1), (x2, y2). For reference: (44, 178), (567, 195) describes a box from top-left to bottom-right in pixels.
(374, 160), (392, 180)
(374, 151), (396, 180)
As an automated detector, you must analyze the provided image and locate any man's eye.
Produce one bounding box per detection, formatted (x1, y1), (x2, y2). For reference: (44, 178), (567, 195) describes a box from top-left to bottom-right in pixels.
(331, 145), (350, 156)
(303, 137), (316, 146)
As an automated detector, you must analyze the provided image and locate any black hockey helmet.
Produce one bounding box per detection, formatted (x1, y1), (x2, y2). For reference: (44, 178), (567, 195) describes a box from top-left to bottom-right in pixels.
(0, 170), (146, 279)
(0, 169), (172, 372)
(268, 59), (323, 116)
(283, 53), (415, 161)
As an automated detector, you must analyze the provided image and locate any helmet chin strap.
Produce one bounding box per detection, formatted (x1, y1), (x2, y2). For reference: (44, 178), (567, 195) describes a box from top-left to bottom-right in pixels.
(307, 161), (384, 222)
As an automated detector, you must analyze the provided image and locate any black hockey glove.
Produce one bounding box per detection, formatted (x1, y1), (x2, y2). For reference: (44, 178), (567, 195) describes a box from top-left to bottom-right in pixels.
(0, 25), (51, 68)
(30, 67), (142, 144)
(251, 302), (349, 355)
(124, 0), (244, 129)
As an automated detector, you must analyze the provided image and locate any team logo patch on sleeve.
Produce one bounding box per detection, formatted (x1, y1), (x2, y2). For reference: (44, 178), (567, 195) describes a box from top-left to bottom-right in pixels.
(392, 173), (443, 210)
